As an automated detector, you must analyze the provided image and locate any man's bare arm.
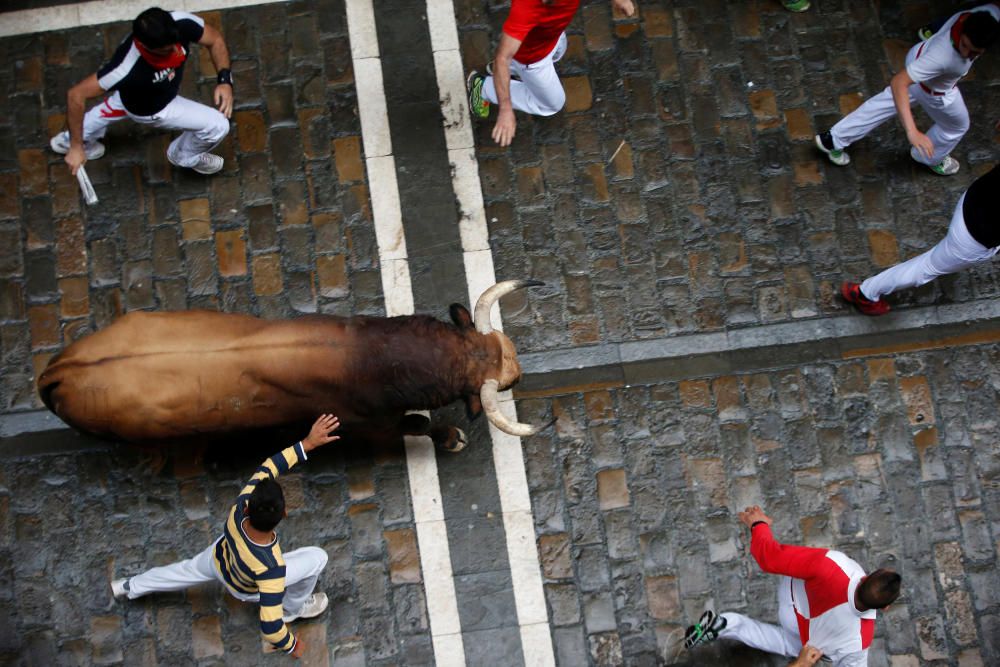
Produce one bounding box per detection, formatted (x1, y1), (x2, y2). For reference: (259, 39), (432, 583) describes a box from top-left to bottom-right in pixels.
(65, 74), (105, 175)
(491, 32), (523, 147)
(198, 24), (233, 118)
(890, 69), (933, 159)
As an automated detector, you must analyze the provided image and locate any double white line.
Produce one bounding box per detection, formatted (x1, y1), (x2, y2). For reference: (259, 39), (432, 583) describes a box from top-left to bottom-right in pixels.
(345, 0), (554, 665)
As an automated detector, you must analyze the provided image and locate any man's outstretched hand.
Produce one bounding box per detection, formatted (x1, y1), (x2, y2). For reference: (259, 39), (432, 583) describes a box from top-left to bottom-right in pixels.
(302, 414), (341, 452)
(738, 505), (772, 529)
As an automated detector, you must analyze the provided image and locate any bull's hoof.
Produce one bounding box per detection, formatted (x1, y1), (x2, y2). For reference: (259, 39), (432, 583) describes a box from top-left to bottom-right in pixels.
(440, 427), (467, 453)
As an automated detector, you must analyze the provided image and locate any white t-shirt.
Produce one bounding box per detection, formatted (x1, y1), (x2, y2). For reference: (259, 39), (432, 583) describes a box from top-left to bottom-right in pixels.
(905, 4), (1000, 92)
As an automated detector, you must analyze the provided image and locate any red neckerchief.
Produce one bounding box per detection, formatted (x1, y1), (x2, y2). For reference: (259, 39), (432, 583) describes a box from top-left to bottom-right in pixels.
(950, 13), (970, 56)
(134, 40), (187, 69)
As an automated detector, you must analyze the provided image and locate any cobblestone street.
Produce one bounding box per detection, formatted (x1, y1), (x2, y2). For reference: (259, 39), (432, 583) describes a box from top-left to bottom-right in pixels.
(1, 0), (999, 665)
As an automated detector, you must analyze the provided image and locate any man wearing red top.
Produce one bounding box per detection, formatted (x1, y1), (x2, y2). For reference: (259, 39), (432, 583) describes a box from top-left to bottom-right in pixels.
(467, 0), (634, 147)
(685, 506), (901, 666)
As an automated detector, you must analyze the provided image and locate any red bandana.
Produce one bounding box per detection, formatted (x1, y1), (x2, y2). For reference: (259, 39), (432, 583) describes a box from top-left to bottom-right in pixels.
(134, 40), (187, 69)
(950, 13), (970, 55)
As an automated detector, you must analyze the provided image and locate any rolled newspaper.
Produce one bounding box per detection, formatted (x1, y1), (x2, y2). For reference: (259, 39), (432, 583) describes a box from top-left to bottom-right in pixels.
(76, 165), (98, 205)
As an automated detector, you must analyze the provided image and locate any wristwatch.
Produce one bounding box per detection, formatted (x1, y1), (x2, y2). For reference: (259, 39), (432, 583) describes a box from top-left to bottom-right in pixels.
(217, 68), (233, 87)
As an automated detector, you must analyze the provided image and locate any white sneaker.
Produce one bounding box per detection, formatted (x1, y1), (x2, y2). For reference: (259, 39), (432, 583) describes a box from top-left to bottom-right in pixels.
(110, 578), (130, 600)
(168, 152), (224, 175)
(50, 132), (105, 160)
(282, 593), (328, 623)
(911, 148), (960, 176)
(815, 132), (849, 166)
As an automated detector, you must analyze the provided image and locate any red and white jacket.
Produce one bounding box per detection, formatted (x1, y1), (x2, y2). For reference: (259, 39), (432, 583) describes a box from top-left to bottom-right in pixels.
(752, 524), (876, 666)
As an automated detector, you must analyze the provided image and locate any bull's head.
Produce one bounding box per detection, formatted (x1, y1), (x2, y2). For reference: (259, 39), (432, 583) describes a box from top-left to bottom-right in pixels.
(468, 279), (544, 437)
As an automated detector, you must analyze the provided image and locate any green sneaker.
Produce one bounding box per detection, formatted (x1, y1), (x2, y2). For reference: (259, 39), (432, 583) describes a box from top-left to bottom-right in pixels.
(783, 0), (810, 11)
(466, 71), (490, 119)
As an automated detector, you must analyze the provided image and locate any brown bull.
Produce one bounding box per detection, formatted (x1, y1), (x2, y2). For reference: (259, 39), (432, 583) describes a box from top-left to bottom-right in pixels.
(38, 280), (543, 448)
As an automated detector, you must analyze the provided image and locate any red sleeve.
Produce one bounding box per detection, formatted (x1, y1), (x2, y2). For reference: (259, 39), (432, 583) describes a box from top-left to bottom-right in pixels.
(502, 0), (536, 41)
(750, 523), (829, 579)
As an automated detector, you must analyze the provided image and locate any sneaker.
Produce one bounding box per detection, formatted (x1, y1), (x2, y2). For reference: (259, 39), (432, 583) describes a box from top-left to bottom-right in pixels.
(110, 578), (130, 600)
(466, 71), (490, 119)
(684, 610), (727, 649)
(841, 281), (890, 316)
(282, 592), (328, 623)
(168, 152), (224, 175)
(917, 26), (934, 41)
(783, 0), (811, 11)
(50, 132), (105, 160)
(815, 132), (849, 166)
(910, 147), (960, 175)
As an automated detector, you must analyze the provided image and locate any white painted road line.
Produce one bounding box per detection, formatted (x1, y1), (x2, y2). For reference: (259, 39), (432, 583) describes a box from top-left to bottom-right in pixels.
(346, 1), (466, 664)
(426, 0), (556, 663)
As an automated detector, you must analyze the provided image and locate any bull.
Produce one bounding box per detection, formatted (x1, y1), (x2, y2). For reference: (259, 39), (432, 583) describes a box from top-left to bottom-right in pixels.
(38, 280), (544, 450)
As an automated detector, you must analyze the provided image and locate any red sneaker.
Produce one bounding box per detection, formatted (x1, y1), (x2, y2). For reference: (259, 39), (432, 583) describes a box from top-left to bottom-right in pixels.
(841, 281), (890, 316)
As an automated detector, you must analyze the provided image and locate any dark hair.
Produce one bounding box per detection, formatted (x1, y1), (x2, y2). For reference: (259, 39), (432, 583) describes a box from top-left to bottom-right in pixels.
(133, 7), (179, 48)
(963, 12), (1000, 49)
(247, 478), (285, 532)
(858, 569), (902, 609)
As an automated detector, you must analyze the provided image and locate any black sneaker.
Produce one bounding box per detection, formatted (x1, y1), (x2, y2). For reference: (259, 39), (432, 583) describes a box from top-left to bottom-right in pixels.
(684, 610), (727, 648)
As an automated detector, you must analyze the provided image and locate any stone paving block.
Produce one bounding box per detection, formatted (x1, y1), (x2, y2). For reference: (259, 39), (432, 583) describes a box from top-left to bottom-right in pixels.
(251, 253), (283, 296)
(596, 468), (630, 510)
(384, 528), (420, 584)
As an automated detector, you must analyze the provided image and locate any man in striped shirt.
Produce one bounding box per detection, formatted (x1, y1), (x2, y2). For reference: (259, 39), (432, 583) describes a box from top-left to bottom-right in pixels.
(685, 506), (901, 666)
(52, 7), (233, 176)
(111, 414), (341, 657)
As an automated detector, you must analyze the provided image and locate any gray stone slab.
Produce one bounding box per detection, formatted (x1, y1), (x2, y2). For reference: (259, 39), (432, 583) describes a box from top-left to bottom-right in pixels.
(453, 570), (518, 633)
(462, 624), (525, 667)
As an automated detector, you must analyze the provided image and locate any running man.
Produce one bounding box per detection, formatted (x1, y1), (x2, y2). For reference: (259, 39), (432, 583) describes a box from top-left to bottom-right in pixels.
(52, 7), (234, 176)
(815, 4), (999, 175)
(467, 0), (635, 147)
(110, 415), (341, 657)
(843, 164), (1000, 315)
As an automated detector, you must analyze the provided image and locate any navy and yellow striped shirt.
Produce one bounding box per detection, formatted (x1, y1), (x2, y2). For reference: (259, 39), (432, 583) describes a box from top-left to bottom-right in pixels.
(213, 442), (307, 653)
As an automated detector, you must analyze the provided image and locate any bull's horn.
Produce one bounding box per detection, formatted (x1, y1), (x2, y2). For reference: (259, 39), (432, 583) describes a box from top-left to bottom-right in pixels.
(480, 378), (541, 436)
(474, 280), (544, 334)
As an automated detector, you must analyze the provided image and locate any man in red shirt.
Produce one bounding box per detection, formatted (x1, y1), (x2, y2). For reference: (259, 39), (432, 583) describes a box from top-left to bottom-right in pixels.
(684, 506), (901, 666)
(467, 0), (634, 147)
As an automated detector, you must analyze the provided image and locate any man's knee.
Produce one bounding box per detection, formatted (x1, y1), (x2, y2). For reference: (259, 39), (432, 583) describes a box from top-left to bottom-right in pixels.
(306, 546), (329, 573)
(200, 112), (230, 143)
(537, 91), (566, 117)
(955, 114), (971, 135)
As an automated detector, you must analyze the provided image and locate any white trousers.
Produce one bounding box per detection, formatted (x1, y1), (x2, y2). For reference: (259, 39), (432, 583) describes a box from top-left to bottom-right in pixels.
(861, 192), (997, 300)
(61, 91), (230, 168)
(126, 540), (328, 615)
(720, 576), (802, 658)
(483, 32), (568, 117)
(830, 84), (969, 165)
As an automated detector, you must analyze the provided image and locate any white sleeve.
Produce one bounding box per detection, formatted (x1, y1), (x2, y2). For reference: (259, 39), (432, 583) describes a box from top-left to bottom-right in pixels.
(906, 43), (948, 83)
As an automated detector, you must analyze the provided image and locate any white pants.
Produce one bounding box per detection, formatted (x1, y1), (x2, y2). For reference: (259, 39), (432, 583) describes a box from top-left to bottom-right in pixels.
(861, 192), (997, 300)
(61, 91), (229, 168)
(830, 84), (969, 165)
(720, 576), (802, 658)
(126, 540), (328, 615)
(483, 32), (568, 117)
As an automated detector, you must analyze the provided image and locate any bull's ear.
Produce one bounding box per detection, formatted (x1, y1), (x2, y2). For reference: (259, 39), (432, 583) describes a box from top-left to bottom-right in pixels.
(465, 394), (483, 419)
(450, 303), (473, 329)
